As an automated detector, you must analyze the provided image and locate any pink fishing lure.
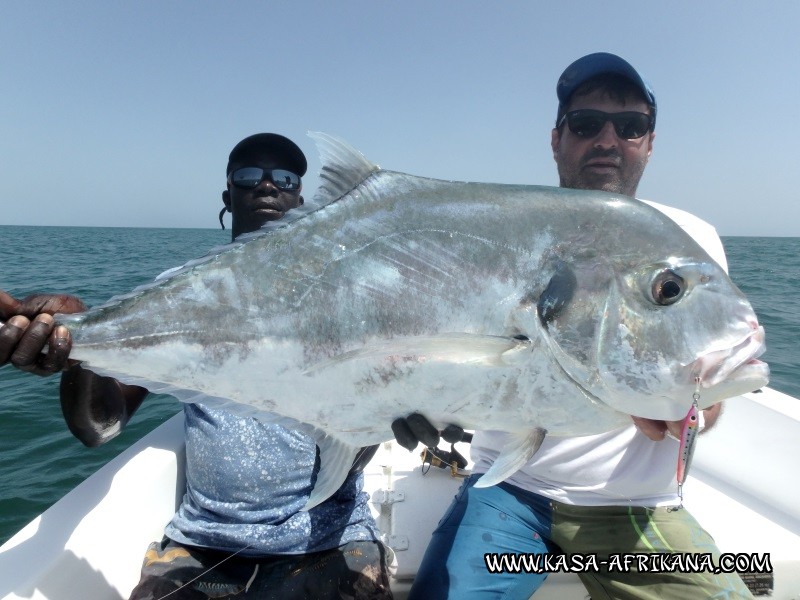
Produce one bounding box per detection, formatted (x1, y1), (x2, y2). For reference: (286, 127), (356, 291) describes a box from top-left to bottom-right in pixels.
(677, 400), (700, 485)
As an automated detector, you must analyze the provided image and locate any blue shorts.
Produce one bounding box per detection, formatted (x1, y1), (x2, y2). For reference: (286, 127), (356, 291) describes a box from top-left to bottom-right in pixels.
(409, 475), (755, 599)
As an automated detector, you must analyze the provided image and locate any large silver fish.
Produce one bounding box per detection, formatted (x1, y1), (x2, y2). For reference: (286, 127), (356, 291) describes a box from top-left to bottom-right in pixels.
(25, 134), (773, 507)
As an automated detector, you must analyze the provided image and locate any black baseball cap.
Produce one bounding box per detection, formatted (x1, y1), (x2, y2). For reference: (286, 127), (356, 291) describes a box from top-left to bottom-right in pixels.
(226, 133), (307, 177)
(556, 53), (657, 127)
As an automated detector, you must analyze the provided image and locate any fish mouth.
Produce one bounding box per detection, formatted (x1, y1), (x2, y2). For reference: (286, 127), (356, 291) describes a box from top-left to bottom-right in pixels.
(688, 325), (769, 388)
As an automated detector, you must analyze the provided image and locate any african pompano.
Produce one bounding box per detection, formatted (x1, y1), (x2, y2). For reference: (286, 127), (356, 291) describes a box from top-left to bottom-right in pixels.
(32, 134), (770, 508)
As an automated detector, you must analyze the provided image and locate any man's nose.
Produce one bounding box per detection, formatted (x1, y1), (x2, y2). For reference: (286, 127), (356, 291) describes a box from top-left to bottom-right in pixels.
(254, 178), (279, 194)
(593, 121), (619, 148)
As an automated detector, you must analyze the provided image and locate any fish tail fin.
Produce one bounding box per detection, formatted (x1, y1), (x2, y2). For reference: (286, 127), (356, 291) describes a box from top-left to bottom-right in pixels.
(303, 432), (361, 511)
(307, 132), (381, 209)
(473, 428), (547, 489)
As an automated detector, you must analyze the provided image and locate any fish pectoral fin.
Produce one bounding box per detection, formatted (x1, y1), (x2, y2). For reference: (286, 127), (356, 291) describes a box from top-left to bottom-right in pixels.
(304, 334), (526, 375)
(473, 428), (547, 489)
(303, 433), (361, 511)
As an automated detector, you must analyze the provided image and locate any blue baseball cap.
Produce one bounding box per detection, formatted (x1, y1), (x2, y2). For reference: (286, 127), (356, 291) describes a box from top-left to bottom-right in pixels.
(556, 53), (657, 127)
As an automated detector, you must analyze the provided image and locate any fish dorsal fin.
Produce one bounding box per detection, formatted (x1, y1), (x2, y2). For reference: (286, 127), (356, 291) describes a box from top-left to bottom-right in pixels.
(59, 133), (378, 325)
(308, 132), (380, 209)
(473, 428), (547, 489)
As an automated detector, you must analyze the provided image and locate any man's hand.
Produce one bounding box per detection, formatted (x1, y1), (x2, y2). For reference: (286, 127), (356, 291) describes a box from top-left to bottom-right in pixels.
(0, 291), (86, 375)
(391, 413), (471, 451)
(632, 403), (722, 441)
(1, 290), (149, 446)
(1, 290), (86, 319)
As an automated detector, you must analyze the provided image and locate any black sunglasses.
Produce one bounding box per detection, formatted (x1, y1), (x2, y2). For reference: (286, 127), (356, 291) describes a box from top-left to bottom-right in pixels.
(558, 109), (654, 140)
(228, 167), (301, 191)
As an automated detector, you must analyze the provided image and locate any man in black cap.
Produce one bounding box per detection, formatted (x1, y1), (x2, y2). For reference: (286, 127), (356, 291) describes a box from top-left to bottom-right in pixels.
(220, 133), (309, 238)
(406, 54), (754, 599)
(0, 133), (393, 600)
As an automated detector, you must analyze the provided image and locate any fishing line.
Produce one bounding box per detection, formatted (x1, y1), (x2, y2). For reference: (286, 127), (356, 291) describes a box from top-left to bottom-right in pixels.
(155, 543), (254, 600)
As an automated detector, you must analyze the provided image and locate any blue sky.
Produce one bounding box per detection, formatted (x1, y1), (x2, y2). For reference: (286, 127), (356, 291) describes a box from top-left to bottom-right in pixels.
(1, 1), (797, 236)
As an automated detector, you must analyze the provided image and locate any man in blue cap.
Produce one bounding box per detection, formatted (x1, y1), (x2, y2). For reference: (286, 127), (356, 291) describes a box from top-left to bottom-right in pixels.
(405, 53), (754, 599)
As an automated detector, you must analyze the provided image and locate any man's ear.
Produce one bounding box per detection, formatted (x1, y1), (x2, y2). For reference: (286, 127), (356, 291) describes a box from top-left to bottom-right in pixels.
(222, 189), (232, 211)
(298, 195), (304, 206)
(551, 128), (561, 157)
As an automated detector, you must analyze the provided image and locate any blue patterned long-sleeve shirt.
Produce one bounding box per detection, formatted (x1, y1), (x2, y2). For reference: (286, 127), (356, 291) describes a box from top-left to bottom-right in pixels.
(165, 403), (380, 555)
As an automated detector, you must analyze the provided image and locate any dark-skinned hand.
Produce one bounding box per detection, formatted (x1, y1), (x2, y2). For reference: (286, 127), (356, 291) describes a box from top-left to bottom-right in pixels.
(0, 290), (85, 375)
(0, 289), (151, 446)
(391, 413), (472, 451)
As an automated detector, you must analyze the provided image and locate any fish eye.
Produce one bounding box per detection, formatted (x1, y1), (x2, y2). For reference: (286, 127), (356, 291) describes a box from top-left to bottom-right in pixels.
(651, 269), (685, 306)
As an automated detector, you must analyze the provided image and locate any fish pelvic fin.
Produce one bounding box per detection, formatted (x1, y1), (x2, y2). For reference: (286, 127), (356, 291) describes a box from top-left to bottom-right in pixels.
(307, 132), (380, 209)
(473, 428), (547, 489)
(303, 432), (361, 511)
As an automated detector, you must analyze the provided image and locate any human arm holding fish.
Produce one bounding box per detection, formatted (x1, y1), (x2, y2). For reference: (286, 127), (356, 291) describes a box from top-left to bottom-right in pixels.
(395, 397), (722, 453)
(0, 289), (148, 447)
(0, 290), (80, 374)
(393, 407), (719, 450)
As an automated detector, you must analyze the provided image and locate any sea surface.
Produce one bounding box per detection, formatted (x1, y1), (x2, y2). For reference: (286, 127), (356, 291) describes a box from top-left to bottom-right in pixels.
(0, 226), (799, 545)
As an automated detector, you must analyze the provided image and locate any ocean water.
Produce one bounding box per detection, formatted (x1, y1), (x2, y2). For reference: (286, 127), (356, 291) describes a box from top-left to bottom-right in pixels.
(0, 226), (798, 545)
(0, 226), (227, 544)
